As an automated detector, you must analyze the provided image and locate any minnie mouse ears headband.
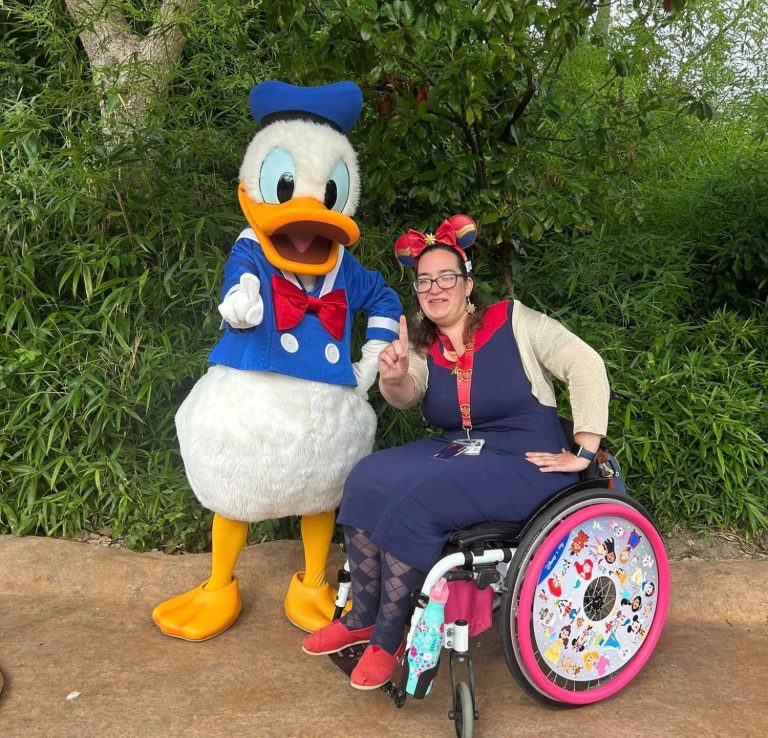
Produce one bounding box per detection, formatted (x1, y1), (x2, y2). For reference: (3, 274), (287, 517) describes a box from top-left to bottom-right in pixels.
(394, 214), (477, 272)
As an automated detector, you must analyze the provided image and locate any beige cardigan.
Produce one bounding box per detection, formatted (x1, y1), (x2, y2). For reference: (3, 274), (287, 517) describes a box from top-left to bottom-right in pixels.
(381, 300), (609, 436)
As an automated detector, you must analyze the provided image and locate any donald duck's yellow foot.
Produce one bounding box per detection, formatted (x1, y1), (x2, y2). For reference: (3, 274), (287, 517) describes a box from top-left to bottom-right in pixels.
(152, 578), (242, 641)
(284, 572), (350, 633)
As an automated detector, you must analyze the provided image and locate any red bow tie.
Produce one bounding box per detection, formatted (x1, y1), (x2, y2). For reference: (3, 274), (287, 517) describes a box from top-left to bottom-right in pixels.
(395, 219), (459, 263)
(272, 275), (347, 341)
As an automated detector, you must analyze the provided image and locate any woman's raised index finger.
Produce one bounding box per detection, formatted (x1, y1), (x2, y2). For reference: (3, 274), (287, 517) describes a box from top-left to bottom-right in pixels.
(399, 315), (409, 346)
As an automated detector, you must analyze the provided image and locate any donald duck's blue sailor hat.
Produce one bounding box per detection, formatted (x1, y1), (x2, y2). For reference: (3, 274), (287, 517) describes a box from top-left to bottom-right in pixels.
(249, 81), (363, 134)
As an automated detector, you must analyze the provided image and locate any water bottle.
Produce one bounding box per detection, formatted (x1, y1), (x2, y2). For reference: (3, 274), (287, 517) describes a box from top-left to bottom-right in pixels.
(406, 577), (449, 698)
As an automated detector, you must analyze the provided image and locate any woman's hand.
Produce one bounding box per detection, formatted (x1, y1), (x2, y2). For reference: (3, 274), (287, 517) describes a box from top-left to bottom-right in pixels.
(525, 448), (592, 473)
(378, 315), (410, 384)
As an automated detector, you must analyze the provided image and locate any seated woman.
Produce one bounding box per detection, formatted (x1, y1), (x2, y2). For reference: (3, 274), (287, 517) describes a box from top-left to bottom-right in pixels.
(302, 215), (609, 690)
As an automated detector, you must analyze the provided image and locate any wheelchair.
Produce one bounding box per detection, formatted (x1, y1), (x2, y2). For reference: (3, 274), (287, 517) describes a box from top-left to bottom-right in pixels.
(329, 428), (670, 737)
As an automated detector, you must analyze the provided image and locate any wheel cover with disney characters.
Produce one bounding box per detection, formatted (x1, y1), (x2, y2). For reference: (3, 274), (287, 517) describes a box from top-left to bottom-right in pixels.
(516, 502), (670, 704)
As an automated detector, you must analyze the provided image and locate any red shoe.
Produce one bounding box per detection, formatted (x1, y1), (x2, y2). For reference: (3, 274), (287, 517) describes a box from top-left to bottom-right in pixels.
(302, 620), (375, 656)
(350, 643), (404, 690)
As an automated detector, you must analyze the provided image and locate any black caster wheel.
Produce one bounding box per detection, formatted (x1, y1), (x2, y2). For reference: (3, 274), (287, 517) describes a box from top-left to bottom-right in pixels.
(453, 681), (474, 737)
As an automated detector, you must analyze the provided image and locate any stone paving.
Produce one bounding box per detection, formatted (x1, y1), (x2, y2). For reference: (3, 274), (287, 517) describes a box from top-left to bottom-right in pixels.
(0, 536), (766, 738)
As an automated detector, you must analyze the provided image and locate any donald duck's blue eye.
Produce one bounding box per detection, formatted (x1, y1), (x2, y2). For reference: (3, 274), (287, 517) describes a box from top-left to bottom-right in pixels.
(324, 160), (350, 212)
(259, 148), (296, 204)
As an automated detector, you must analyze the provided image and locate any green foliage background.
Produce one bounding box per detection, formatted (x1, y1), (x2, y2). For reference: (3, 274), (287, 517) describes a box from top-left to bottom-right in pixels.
(1, 0), (766, 550)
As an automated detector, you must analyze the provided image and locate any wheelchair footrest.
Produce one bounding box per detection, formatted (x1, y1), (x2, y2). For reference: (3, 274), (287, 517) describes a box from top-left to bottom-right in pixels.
(328, 645), (406, 707)
(328, 644), (366, 677)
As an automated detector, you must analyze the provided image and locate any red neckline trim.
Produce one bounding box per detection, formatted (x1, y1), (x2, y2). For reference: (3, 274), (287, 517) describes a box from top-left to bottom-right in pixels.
(429, 301), (510, 369)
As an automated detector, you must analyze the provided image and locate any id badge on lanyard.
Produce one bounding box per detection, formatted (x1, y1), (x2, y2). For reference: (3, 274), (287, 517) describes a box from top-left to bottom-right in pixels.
(454, 338), (484, 455)
(431, 337), (485, 460)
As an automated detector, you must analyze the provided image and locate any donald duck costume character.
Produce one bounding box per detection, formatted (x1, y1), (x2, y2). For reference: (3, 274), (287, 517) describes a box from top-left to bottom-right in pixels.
(152, 81), (402, 640)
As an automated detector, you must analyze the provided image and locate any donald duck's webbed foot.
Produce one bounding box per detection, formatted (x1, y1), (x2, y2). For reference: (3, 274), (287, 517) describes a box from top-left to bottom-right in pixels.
(284, 511), (350, 632)
(152, 578), (242, 641)
(284, 571), (349, 633)
(152, 514), (247, 641)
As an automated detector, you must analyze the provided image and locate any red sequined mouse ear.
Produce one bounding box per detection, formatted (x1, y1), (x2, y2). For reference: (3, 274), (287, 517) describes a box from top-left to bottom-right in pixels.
(394, 230), (423, 267)
(445, 214), (477, 250)
(393, 215), (478, 268)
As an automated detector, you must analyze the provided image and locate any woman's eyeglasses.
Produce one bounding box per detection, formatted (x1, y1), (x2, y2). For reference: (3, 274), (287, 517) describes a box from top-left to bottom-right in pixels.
(412, 273), (465, 293)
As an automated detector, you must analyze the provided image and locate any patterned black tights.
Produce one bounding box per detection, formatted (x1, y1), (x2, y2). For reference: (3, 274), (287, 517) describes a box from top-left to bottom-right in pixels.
(340, 526), (427, 655)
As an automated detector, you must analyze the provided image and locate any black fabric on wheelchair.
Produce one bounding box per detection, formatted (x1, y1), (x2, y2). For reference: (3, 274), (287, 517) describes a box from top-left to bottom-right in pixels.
(447, 521), (523, 550)
(559, 417), (575, 447)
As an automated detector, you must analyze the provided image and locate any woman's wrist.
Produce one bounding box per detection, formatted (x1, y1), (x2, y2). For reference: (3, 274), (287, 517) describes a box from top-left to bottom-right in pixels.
(379, 374), (416, 407)
(570, 444), (597, 461)
(572, 431), (601, 455)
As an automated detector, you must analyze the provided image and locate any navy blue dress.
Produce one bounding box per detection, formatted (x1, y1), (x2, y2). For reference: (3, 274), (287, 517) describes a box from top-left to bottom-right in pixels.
(338, 301), (577, 571)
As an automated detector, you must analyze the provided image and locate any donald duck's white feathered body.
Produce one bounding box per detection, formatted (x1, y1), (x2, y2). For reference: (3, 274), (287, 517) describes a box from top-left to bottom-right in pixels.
(176, 367), (376, 520)
(152, 82), (401, 640)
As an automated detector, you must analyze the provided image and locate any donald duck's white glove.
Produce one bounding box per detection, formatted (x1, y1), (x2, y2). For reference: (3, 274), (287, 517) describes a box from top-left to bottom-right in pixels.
(352, 339), (389, 400)
(218, 273), (264, 329)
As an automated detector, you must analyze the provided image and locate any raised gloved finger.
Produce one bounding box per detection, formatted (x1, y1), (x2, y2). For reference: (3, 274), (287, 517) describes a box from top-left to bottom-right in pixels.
(240, 272), (261, 301)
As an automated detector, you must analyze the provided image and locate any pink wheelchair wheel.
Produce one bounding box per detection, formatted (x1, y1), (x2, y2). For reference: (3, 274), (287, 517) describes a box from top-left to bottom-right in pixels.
(503, 492), (670, 706)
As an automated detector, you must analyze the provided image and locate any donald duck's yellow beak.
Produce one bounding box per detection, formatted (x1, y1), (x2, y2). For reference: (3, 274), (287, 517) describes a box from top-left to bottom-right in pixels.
(238, 184), (360, 275)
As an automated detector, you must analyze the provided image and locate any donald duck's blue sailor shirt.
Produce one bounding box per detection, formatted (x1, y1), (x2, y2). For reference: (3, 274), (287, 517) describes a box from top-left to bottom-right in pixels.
(208, 229), (402, 386)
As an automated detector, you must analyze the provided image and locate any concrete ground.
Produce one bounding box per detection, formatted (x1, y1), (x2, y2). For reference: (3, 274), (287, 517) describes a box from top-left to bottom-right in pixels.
(0, 535), (766, 738)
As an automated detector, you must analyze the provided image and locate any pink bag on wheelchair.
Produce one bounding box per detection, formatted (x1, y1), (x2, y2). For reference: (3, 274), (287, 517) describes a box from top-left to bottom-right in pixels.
(444, 579), (494, 636)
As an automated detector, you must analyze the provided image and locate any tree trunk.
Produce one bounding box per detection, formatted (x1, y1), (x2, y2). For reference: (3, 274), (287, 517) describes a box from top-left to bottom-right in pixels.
(64, 0), (198, 136)
(592, 3), (611, 36)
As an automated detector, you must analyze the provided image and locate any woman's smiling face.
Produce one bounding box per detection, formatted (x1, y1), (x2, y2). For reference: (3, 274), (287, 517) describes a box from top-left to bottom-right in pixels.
(415, 248), (473, 329)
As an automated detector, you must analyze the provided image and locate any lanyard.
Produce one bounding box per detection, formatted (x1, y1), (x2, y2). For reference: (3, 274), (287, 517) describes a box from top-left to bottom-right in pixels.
(454, 338), (475, 438)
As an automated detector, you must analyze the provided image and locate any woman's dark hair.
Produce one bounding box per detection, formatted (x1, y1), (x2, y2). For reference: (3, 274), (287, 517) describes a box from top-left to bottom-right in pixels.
(410, 244), (488, 354)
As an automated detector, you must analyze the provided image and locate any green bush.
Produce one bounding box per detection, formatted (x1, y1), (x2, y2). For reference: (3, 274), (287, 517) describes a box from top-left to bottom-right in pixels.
(1, 0), (766, 549)
(0, 2), (259, 550)
(620, 310), (768, 532)
(665, 150), (768, 314)
(511, 231), (767, 533)
(0, 128), (231, 549)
